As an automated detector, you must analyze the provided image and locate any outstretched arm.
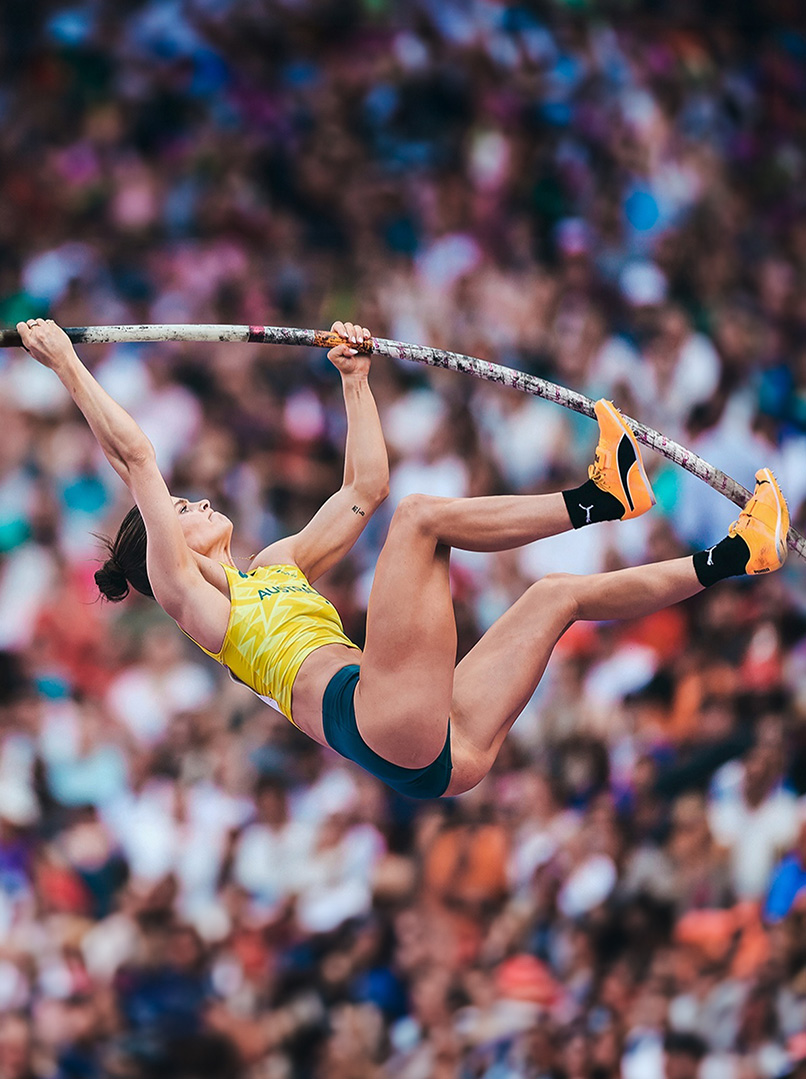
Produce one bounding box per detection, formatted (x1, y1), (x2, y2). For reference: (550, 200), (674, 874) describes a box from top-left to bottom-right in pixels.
(335, 320), (390, 509)
(249, 321), (389, 581)
(15, 319), (219, 624)
(18, 319), (154, 483)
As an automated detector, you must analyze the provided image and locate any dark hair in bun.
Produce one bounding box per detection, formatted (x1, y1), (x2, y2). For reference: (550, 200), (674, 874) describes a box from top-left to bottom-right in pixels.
(94, 555), (130, 602)
(94, 505), (154, 602)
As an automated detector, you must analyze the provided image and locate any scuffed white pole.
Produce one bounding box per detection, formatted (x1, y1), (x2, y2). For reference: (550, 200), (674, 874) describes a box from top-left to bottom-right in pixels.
(2, 323), (802, 560)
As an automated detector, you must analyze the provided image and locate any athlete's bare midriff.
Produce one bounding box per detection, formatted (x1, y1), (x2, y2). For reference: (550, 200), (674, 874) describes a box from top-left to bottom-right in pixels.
(289, 642), (363, 745)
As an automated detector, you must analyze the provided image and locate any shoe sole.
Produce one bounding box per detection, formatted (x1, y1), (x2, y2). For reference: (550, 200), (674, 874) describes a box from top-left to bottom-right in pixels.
(598, 400), (656, 514)
(756, 467), (787, 564)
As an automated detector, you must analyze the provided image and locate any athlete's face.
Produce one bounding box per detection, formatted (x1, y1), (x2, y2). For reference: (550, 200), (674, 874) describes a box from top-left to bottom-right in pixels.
(172, 497), (233, 554)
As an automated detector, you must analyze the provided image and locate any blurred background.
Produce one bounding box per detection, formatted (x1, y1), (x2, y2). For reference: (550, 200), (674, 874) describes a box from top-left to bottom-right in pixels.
(1, 0), (806, 1076)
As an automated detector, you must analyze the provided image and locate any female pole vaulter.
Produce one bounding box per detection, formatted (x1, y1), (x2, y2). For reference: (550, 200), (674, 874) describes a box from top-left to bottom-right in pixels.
(16, 317), (789, 799)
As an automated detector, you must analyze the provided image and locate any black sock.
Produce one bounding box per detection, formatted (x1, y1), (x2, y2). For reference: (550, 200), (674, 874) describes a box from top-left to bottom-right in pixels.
(562, 479), (624, 529)
(693, 534), (750, 587)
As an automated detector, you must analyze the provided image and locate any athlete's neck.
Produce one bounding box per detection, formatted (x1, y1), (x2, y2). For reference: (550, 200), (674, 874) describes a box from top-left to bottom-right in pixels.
(198, 539), (235, 566)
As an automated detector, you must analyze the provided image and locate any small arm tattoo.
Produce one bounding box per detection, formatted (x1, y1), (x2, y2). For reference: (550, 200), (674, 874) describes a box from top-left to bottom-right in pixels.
(352, 505), (365, 516)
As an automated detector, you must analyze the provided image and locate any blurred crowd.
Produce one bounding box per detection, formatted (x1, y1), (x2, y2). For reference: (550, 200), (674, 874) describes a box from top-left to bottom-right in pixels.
(2, 0), (806, 1076)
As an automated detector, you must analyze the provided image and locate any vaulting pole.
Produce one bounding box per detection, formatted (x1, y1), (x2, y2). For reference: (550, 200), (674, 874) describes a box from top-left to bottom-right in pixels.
(2, 323), (802, 560)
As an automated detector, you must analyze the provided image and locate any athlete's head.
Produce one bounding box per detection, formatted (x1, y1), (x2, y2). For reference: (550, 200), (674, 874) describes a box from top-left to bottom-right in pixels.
(170, 497), (233, 556)
(95, 498), (233, 602)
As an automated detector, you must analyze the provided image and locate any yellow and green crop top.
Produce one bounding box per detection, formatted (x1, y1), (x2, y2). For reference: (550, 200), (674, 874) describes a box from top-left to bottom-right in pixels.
(185, 563), (358, 723)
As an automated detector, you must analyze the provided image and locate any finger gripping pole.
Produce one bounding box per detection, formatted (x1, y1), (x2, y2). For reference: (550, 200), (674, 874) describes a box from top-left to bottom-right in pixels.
(2, 322), (802, 560)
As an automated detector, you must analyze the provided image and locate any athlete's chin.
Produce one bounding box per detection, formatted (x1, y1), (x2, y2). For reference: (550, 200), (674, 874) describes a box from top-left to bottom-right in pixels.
(188, 518), (233, 554)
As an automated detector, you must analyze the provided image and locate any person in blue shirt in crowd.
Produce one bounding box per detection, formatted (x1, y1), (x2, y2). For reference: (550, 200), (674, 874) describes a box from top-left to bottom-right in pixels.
(764, 814), (806, 923)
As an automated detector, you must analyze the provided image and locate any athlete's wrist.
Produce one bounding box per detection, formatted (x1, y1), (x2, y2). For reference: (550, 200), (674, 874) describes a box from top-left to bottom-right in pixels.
(340, 370), (370, 387)
(51, 348), (82, 380)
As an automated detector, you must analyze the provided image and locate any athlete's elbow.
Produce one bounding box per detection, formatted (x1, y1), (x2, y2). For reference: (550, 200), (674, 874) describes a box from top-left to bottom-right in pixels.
(126, 439), (156, 468)
(114, 439), (155, 479)
(365, 481), (390, 510)
(350, 480), (388, 512)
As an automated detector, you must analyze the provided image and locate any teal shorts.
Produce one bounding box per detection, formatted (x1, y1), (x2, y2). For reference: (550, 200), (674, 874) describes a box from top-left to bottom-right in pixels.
(321, 664), (452, 799)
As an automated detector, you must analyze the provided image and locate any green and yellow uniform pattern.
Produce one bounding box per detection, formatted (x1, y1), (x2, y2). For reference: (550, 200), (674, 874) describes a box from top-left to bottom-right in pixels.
(186, 563), (358, 723)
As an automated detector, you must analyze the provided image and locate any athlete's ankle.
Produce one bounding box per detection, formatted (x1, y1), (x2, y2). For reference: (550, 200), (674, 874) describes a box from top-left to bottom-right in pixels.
(562, 478), (624, 528)
(692, 534), (750, 587)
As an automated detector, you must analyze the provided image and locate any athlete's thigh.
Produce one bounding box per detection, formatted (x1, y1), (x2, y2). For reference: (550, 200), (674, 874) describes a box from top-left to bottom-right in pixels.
(451, 576), (576, 759)
(355, 507), (458, 768)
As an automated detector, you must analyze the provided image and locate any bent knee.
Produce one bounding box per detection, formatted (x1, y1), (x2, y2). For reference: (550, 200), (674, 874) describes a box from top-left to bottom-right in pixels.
(527, 572), (580, 622)
(390, 492), (444, 534)
(541, 571), (577, 584)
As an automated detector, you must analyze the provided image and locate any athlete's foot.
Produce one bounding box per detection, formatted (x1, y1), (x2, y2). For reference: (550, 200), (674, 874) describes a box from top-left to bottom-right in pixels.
(693, 468), (789, 586)
(561, 400), (656, 529)
(588, 399), (656, 521)
(728, 468), (789, 574)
